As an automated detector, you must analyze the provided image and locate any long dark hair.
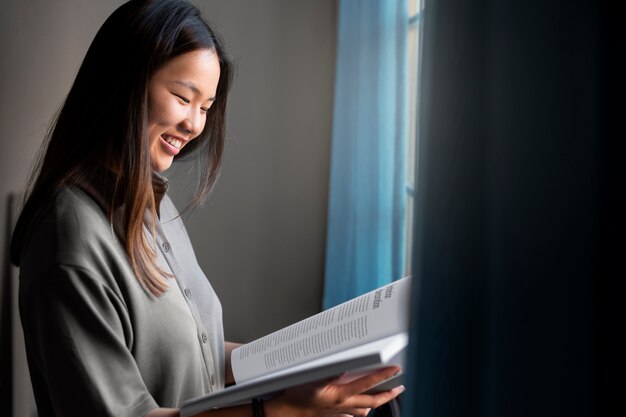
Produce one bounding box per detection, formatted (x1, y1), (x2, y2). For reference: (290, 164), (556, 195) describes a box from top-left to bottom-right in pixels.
(11, 0), (232, 295)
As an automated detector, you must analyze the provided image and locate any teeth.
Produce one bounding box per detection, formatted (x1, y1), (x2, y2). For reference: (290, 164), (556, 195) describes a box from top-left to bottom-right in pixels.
(163, 135), (182, 149)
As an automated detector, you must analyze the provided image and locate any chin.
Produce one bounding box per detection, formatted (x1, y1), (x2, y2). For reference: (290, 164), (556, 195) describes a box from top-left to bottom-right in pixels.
(152, 159), (173, 173)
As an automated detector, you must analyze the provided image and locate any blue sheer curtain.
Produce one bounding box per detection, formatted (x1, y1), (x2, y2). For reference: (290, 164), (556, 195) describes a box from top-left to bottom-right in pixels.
(323, 0), (408, 309)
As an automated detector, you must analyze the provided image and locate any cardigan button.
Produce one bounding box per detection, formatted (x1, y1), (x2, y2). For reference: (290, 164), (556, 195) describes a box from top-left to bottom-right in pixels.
(162, 242), (170, 252)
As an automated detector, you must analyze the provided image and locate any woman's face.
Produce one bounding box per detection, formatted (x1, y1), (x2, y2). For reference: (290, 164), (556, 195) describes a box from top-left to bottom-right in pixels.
(147, 48), (221, 172)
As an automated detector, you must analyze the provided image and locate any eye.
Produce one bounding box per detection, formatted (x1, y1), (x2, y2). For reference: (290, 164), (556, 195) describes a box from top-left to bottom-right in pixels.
(174, 94), (190, 104)
(200, 107), (209, 114)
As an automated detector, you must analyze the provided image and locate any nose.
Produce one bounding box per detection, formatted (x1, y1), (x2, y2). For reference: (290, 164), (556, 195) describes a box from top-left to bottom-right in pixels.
(179, 107), (205, 138)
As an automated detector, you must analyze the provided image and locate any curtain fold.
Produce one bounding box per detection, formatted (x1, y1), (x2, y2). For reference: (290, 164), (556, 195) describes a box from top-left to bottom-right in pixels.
(404, 0), (620, 416)
(323, 0), (408, 309)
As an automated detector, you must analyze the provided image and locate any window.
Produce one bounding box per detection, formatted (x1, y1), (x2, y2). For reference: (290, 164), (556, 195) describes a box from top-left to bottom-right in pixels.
(404, 0), (425, 274)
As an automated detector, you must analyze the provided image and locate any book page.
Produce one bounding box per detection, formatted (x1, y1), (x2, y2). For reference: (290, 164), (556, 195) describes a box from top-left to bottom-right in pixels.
(232, 276), (410, 383)
(245, 332), (408, 385)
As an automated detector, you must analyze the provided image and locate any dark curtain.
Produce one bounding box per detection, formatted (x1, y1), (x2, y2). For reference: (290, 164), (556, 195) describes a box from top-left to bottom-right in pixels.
(404, 0), (625, 416)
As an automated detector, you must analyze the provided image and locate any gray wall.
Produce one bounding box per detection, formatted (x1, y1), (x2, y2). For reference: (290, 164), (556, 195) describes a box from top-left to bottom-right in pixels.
(171, 0), (337, 341)
(0, 0), (336, 350)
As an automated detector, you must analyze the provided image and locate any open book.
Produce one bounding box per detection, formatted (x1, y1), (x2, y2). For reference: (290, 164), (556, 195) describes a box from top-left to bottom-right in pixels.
(180, 276), (411, 417)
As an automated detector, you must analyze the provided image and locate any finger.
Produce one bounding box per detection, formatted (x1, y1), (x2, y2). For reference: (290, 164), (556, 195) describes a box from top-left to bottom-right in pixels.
(301, 372), (348, 390)
(336, 408), (372, 417)
(334, 366), (401, 396)
(350, 407), (372, 417)
(340, 385), (405, 410)
(318, 373), (347, 385)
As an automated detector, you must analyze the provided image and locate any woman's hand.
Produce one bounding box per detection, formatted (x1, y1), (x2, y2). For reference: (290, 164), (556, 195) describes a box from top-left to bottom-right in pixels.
(265, 366), (405, 417)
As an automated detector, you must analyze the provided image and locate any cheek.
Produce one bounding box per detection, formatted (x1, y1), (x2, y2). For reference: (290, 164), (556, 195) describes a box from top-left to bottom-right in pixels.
(148, 97), (180, 129)
(199, 116), (208, 133)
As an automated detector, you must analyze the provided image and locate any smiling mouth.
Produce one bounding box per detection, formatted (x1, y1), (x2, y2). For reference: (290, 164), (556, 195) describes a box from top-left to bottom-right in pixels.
(162, 134), (183, 149)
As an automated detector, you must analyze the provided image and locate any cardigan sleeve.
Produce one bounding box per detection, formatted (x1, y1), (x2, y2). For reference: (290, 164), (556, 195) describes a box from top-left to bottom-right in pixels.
(19, 262), (159, 417)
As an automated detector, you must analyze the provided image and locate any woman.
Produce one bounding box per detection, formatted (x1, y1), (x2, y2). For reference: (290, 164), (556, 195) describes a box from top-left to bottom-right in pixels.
(11, 1), (404, 416)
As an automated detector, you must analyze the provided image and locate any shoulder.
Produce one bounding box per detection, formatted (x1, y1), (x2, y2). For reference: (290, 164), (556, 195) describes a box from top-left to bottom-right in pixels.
(20, 187), (124, 278)
(49, 186), (116, 250)
(54, 186), (113, 237)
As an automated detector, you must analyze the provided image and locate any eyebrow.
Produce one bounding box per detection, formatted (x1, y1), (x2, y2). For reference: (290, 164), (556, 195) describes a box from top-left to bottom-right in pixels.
(172, 80), (216, 102)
